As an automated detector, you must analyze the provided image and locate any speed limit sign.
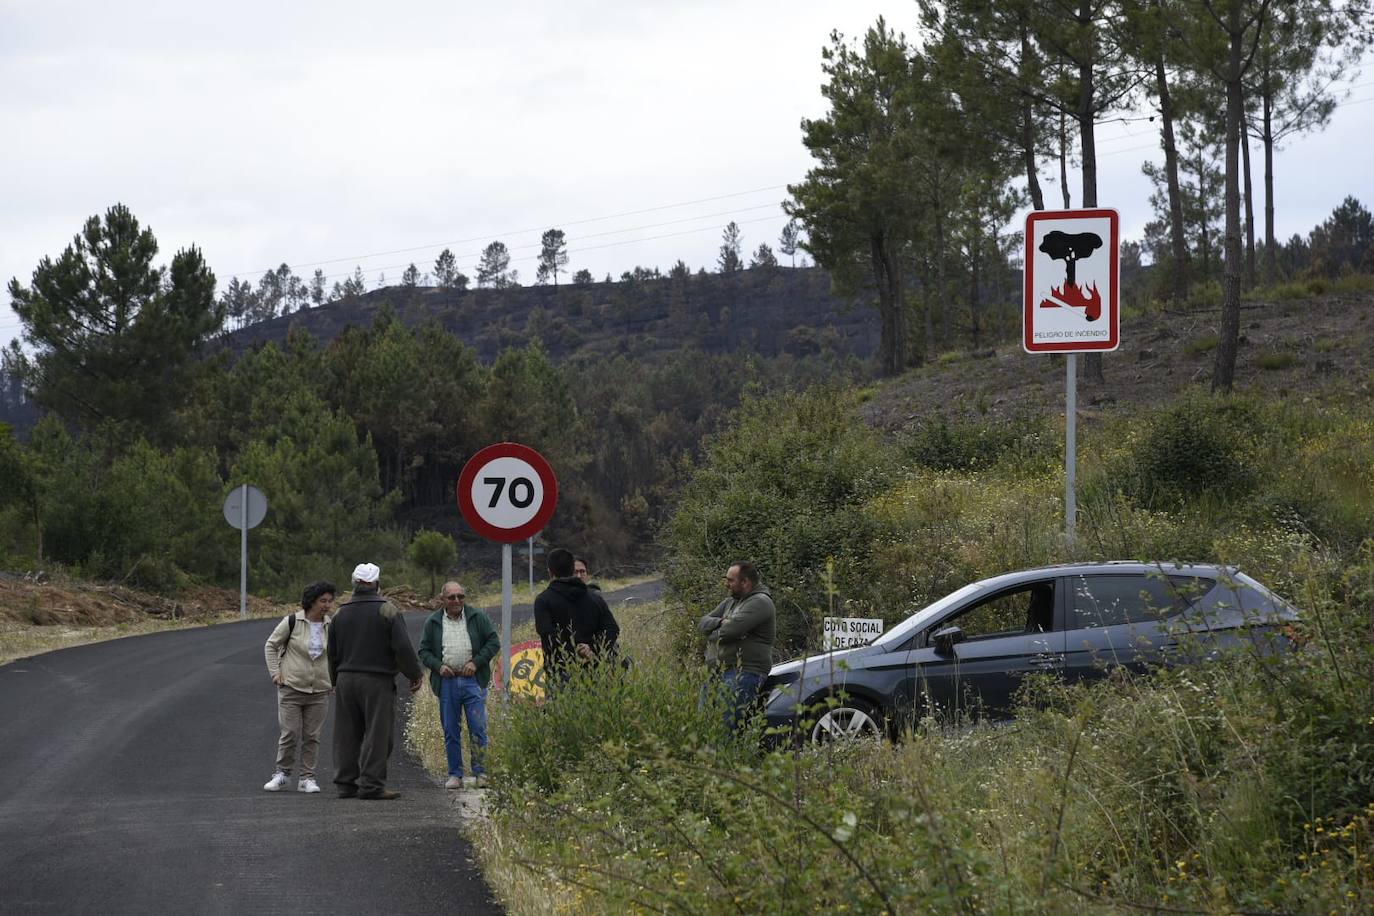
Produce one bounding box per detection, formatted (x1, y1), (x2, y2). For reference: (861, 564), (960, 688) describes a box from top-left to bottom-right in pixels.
(456, 442), (559, 543)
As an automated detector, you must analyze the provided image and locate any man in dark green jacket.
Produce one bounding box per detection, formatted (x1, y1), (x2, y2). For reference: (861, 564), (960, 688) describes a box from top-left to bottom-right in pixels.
(418, 581), (500, 789)
(699, 561), (776, 732)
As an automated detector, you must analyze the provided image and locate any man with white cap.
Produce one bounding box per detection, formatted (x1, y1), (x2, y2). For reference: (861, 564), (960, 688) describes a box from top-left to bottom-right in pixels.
(327, 562), (423, 800)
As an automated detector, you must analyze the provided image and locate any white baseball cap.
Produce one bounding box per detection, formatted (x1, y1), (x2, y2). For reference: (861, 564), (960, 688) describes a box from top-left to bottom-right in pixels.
(351, 563), (380, 583)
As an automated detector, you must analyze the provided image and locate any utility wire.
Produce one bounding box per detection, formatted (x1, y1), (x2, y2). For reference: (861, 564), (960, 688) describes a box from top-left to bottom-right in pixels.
(313, 212), (791, 284)
(228, 184), (788, 277)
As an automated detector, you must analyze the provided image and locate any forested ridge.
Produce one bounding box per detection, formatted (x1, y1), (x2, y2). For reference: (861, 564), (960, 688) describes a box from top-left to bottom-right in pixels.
(3, 0), (1372, 602)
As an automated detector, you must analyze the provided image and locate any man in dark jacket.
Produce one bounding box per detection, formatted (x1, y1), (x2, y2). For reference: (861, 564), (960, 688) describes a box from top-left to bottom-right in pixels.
(534, 547), (620, 687)
(327, 563), (423, 800)
(698, 561), (776, 732)
(417, 581), (500, 790)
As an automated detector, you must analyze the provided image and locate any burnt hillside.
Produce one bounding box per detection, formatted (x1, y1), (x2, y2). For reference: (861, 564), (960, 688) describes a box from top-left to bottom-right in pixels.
(222, 266), (881, 364)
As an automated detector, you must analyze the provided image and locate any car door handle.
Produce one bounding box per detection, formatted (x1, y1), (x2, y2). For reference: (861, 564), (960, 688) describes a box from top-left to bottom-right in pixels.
(1032, 653), (1062, 669)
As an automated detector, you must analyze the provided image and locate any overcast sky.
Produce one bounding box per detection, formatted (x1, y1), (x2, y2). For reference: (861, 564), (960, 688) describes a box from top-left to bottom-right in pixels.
(3, 1), (1371, 348)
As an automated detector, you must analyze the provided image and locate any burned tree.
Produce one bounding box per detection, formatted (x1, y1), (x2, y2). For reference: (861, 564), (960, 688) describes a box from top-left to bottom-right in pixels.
(1039, 230), (1103, 286)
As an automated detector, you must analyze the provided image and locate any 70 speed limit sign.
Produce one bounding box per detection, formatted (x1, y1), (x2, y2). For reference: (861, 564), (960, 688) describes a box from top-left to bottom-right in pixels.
(457, 442), (559, 543)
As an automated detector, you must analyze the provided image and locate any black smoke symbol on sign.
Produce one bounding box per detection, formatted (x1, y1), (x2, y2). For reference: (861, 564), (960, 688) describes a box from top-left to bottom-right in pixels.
(1038, 230), (1104, 321)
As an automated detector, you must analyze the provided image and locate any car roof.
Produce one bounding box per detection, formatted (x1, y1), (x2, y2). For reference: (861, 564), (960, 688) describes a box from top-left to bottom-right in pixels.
(979, 561), (1234, 590)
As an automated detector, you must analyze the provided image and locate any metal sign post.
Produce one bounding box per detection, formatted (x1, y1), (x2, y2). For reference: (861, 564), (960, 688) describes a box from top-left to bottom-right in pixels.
(528, 536), (534, 594)
(222, 484), (268, 619)
(503, 543), (514, 694)
(456, 443), (560, 699)
(1023, 208), (1120, 556)
(240, 490), (248, 617)
(1065, 354), (1077, 551)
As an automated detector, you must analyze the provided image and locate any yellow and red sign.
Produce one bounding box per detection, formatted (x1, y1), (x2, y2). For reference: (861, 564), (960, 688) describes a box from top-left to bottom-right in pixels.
(491, 639), (546, 700)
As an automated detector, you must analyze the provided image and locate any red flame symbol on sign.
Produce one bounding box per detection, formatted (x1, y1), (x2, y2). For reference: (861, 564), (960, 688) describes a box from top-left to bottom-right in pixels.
(1039, 282), (1102, 321)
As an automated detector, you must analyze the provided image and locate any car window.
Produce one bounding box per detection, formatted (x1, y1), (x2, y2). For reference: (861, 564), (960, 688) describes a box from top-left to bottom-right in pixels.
(1168, 575), (1215, 607)
(937, 581), (1055, 643)
(1070, 575), (1200, 629)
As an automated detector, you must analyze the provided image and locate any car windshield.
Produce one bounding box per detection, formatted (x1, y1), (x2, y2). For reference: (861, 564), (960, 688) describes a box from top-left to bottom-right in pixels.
(877, 581), (989, 647)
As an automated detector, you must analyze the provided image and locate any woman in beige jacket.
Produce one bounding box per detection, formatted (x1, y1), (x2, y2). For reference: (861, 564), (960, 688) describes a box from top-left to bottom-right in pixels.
(262, 581), (335, 793)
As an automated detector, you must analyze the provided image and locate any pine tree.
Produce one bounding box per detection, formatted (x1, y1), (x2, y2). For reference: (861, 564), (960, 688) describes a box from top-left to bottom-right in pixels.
(2, 203), (223, 438)
(535, 229), (570, 286)
(477, 242), (513, 288)
(779, 221), (801, 267)
(750, 243), (778, 269)
(433, 249), (459, 289)
(717, 222), (743, 273)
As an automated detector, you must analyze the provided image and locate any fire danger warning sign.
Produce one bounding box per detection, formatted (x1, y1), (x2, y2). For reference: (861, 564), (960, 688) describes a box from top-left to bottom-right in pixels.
(1024, 208), (1120, 353)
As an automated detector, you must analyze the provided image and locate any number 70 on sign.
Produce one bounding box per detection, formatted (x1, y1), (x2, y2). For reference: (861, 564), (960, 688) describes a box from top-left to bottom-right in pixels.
(458, 443), (560, 544)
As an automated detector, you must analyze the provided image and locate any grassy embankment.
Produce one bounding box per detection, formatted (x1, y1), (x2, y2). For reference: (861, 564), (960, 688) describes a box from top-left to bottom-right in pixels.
(407, 351), (1374, 913)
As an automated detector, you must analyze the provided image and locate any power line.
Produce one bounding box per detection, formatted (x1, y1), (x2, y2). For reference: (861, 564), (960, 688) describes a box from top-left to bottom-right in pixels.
(316, 213), (791, 284)
(427, 202), (782, 265)
(228, 184), (789, 277)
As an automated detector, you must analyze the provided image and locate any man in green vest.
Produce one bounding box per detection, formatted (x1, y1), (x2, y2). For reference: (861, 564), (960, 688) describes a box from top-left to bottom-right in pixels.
(419, 581), (501, 789)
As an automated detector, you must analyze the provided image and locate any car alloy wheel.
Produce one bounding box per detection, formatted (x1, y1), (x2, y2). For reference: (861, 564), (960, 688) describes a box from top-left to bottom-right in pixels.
(810, 701), (884, 743)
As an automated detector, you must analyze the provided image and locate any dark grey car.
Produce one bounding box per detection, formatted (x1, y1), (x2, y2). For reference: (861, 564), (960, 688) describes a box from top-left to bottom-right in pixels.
(763, 562), (1300, 742)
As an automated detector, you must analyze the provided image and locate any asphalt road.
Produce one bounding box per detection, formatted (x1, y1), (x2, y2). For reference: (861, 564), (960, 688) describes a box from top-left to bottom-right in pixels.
(0, 582), (659, 914)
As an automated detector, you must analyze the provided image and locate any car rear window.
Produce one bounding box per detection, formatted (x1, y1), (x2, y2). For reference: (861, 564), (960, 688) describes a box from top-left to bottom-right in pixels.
(1069, 575), (1211, 629)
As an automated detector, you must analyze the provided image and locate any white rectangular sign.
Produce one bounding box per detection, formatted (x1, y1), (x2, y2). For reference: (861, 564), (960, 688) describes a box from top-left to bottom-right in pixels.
(822, 617), (884, 651)
(1023, 208), (1120, 353)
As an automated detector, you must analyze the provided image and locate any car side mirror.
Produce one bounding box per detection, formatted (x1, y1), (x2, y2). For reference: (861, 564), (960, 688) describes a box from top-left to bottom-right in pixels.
(932, 626), (964, 655)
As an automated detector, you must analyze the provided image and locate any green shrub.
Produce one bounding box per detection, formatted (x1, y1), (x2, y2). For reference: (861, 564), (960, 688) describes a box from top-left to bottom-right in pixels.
(1121, 395), (1259, 509)
(1255, 350), (1299, 371)
(661, 386), (899, 653)
(1185, 333), (1220, 356)
(900, 413), (1055, 472)
(408, 529), (457, 597)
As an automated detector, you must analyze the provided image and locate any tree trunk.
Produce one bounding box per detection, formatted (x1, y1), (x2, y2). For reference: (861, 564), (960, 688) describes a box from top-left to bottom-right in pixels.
(1241, 111), (1257, 288)
(1155, 49), (1190, 302)
(1213, 8), (1246, 395)
(872, 232), (907, 375)
(970, 216), (983, 350)
(1021, 31), (1046, 212)
(1198, 148), (1212, 277)
(1076, 19), (1104, 386)
(1261, 55), (1278, 282)
(936, 207), (949, 352)
(1059, 109), (1072, 209)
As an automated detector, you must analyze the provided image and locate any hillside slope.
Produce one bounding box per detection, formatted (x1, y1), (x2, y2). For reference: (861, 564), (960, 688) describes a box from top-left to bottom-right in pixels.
(863, 286), (1374, 432)
(223, 267), (882, 365)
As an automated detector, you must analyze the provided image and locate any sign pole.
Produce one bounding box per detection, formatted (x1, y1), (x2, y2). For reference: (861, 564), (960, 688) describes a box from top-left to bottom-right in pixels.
(502, 542), (513, 700)
(528, 536), (534, 594)
(1065, 354), (1077, 553)
(239, 484), (248, 619)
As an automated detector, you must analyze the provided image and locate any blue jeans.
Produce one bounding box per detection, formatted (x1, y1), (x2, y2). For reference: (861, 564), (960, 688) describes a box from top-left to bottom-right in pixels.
(701, 669), (764, 733)
(439, 675), (488, 777)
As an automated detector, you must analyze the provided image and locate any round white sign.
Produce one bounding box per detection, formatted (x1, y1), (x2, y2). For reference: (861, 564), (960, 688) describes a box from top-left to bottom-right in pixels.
(222, 484), (268, 530)
(467, 455), (546, 531)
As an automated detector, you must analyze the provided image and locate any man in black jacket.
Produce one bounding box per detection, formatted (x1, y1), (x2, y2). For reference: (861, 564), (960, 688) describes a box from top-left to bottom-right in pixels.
(327, 563), (423, 800)
(534, 547), (620, 688)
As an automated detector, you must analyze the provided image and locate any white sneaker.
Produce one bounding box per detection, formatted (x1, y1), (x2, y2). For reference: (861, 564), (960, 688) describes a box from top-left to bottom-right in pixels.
(297, 778), (321, 794)
(263, 772), (290, 792)
(445, 776), (463, 789)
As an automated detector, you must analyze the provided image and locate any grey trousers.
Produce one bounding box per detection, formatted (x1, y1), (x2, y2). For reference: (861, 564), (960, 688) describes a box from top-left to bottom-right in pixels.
(274, 686), (330, 778)
(332, 672), (397, 794)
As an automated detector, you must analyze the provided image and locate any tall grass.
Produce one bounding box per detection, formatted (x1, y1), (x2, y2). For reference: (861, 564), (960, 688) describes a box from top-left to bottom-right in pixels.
(414, 391), (1374, 914)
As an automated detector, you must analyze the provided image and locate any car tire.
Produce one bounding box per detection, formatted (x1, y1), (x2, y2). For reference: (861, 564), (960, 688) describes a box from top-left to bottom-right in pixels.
(809, 697), (886, 744)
